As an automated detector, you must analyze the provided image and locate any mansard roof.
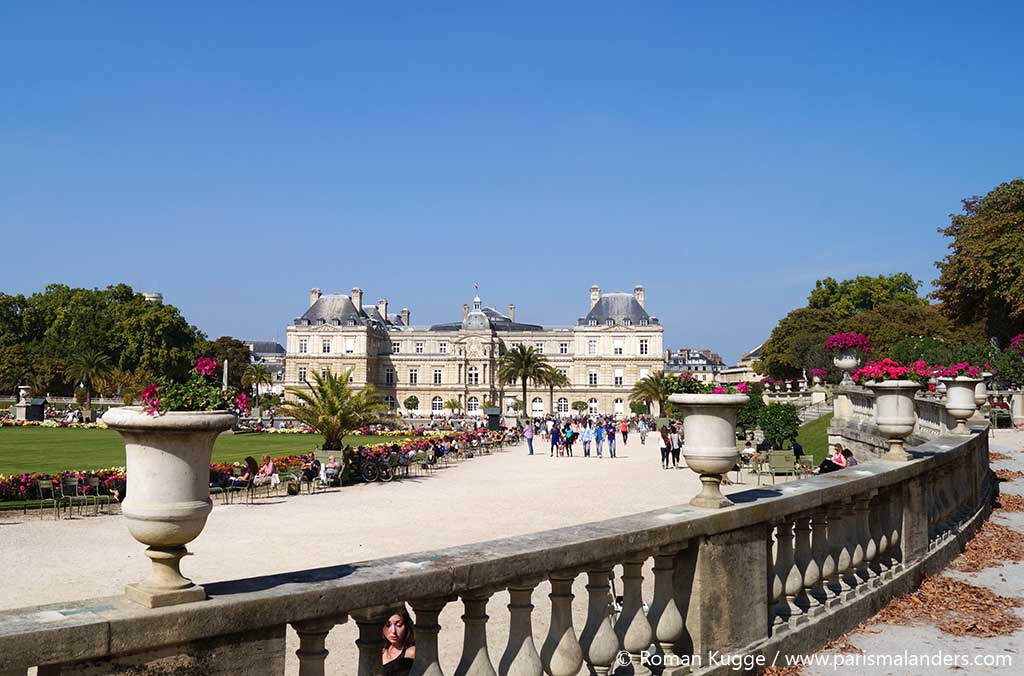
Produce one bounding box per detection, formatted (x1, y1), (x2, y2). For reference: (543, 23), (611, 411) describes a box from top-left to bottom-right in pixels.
(247, 341), (285, 355)
(580, 292), (655, 326)
(294, 294), (394, 328)
(428, 306), (544, 332)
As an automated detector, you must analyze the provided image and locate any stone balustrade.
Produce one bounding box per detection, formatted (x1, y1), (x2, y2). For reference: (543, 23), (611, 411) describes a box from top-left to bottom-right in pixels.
(0, 421), (994, 675)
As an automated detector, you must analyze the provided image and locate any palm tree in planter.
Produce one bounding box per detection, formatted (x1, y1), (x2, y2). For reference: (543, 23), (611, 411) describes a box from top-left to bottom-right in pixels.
(497, 344), (549, 420)
(241, 363), (273, 412)
(281, 368), (391, 450)
(540, 365), (570, 415)
(65, 348), (112, 413)
(630, 370), (672, 417)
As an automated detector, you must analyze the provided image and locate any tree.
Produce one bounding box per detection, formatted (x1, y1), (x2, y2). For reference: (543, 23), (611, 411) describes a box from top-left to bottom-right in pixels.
(241, 364), (273, 411)
(756, 307), (840, 379)
(629, 371), (674, 416)
(842, 302), (984, 358)
(281, 369), (390, 450)
(443, 398), (462, 414)
(808, 273), (927, 318)
(934, 179), (1024, 344)
(201, 336), (251, 389)
(497, 345), (549, 420)
(403, 395), (420, 412)
(540, 365), (570, 414)
(629, 401), (648, 415)
(760, 403), (801, 450)
(571, 400), (589, 413)
(736, 383), (766, 434)
(64, 349), (112, 409)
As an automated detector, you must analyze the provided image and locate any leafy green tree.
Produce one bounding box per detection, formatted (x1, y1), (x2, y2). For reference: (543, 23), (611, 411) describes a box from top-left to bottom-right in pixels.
(629, 401), (648, 415)
(443, 398), (462, 414)
(241, 363), (273, 411)
(756, 307), (840, 378)
(281, 369), (390, 450)
(629, 371), (674, 416)
(0, 345), (32, 391)
(200, 336), (251, 389)
(403, 395), (419, 412)
(65, 349), (112, 409)
(736, 383), (766, 434)
(760, 403), (801, 450)
(540, 365), (570, 414)
(808, 273), (927, 318)
(842, 302), (985, 358)
(933, 179), (1024, 344)
(497, 345), (549, 419)
(572, 400), (589, 413)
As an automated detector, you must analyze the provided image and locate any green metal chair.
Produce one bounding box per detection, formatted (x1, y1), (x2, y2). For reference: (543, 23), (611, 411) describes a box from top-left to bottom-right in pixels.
(35, 478), (60, 519)
(85, 476), (114, 515)
(58, 476), (89, 518)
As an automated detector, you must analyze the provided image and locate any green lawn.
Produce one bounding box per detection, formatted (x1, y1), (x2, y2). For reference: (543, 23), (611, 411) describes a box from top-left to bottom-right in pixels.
(0, 427), (409, 475)
(797, 413), (833, 464)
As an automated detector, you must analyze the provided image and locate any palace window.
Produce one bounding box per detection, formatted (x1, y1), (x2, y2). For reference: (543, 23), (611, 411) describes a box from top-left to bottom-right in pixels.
(623, 318), (632, 326)
(640, 367), (649, 380)
(439, 342), (448, 355)
(467, 396), (480, 413)
(614, 398), (624, 415)
(348, 372), (354, 383)
(588, 319), (597, 326)
(434, 368), (442, 385)
(556, 397), (569, 414)
(640, 319), (649, 326)
(409, 368), (418, 385)
(298, 366), (307, 382)
(320, 367), (328, 379)
(415, 342), (424, 354)
(614, 368), (624, 386)
(432, 396), (443, 412)
(392, 342), (401, 354)
(531, 397), (544, 415)
(385, 368), (395, 385)
(640, 339), (649, 356)
(588, 339), (597, 355)
(298, 338), (308, 354)
(467, 366), (480, 385)
(588, 369), (598, 386)
(322, 339), (331, 354)
(559, 342), (569, 354)
(345, 337), (355, 354)
(385, 395), (397, 410)
(559, 368), (568, 380)
(613, 339), (623, 355)
(535, 342), (544, 354)
(588, 398), (599, 415)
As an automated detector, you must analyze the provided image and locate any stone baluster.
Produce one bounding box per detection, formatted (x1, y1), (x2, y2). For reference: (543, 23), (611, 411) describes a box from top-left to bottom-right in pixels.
(647, 545), (688, 675)
(841, 500), (863, 601)
(769, 518), (797, 630)
(579, 566), (620, 676)
(887, 489), (904, 575)
(409, 597), (449, 676)
(353, 605), (393, 676)
(540, 570), (583, 676)
(827, 503), (852, 608)
(854, 493), (879, 589)
(293, 615), (347, 676)
(499, 580), (543, 676)
(455, 589), (497, 676)
(791, 513), (814, 623)
(614, 556), (654, 676)
(809, 507), (832, 614)
(869, 491), (892, 581)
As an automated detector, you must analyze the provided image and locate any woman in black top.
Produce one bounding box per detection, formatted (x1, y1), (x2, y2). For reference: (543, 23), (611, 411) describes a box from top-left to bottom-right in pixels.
(382, 607), (416, 676)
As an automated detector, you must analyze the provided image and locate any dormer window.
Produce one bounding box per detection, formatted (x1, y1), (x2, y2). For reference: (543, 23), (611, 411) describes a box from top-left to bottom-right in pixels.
(588, 319), (598, 326)
(640, 319), (649, 326)
(606, 318), (614, 326)
(623, 318), (632, 326)
(317, 319), (326, 326)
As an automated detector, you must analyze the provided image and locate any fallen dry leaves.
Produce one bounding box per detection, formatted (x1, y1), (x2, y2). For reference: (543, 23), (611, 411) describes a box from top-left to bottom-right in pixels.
(950, 519), (1024, 572)
(873, 576), (1022, 637)
(996, 468), (1024, 481)
(995, 493), (1024, 512)
(990, 451), (1012, 461)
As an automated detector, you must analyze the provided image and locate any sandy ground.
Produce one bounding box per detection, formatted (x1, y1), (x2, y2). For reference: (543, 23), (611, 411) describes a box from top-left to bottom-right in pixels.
(2, 434), (757, 674)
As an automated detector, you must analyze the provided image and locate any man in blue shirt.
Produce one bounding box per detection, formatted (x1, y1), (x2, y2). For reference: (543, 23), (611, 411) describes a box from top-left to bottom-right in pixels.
(594, 423), (605, 458)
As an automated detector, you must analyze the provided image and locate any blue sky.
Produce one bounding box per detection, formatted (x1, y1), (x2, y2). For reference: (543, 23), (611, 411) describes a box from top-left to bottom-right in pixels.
(2, 2), (1021, 362)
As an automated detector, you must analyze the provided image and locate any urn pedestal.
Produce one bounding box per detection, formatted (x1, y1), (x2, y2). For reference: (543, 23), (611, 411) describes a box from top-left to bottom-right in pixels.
(833, 350), (860, 386)
(102, 407), (236, 608)
(867, 380), (920, 461)
(668, 393), (749, 509)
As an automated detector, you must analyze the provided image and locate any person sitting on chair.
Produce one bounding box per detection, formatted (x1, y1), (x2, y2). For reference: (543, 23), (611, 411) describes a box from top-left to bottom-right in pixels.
(229, 456), (258, 487)
(254, 455), (277, 486)
(300, 452), (321, 483)
(324, 455), (341, 485)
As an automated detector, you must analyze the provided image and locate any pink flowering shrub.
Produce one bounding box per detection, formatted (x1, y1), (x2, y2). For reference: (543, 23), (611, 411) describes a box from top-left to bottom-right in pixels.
(825, 332), (872, 354)
(139, 357), (249, 416)
(937, 362), (983, 378)
(852, 358), (932, 384)
(807, 368), (828, 378)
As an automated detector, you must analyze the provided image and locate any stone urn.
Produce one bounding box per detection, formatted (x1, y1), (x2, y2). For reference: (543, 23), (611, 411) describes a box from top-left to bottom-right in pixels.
(669, 392), (749, 509)
(833, 350), (860, 386)
(938, 377), (982, 434)
(867, 380), (920, 461)
(102, 407), (236, 608)
(974, 373), (992, 408)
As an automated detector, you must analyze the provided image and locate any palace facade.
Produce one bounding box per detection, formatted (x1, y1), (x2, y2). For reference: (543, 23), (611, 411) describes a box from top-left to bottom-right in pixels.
(283, 285), (664, 417)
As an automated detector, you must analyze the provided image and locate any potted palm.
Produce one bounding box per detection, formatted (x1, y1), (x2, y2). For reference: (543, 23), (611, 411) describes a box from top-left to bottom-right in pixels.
(825, 333), (872, 386)
(852, 359), (929, 460)
(667, 373), (749, 508)
(103, 357), (249, 608)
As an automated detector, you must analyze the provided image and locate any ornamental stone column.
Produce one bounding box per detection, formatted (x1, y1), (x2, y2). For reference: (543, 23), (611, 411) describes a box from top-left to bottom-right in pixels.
(579, 566), (619, 676)
(293, 615), (347, 676)
(409, 597), (450, 676)
(791, 513), (815, 621)
(647, 546), (688, 676)
(841, 500), (863, 602)
(540, 570), (583, 676)
(499, 580), (544, 676)
(455, 589), (497, 676)
(809, 508), (831, 614)
(827, 503), (852, 608)
(353, 605), (394, 676)
(613, 556), (654, 676)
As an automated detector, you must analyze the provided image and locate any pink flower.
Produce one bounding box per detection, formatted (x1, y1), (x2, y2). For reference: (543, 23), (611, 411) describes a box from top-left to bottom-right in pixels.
(825, 332), (872, 354)
(736, 382), (749, 394)
(235, 392), (249, 413)
(195, 357), (218, 377)
(712, 386), (726, 394)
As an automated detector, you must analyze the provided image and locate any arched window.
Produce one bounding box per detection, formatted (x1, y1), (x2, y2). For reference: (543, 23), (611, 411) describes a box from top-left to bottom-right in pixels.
(467, 396), (480, 413)
(557, 397), (569, 414)
(431, 396), (443, 412)
(531, 397), (545, 415)
(385, 395), (397, 411)
(588, 398), (599, 415)
(467, 366), (480, 385)
(614, 398), (624, 415)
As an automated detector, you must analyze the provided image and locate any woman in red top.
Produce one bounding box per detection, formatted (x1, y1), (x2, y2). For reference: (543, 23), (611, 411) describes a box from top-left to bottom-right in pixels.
(619, 420), (629, 445)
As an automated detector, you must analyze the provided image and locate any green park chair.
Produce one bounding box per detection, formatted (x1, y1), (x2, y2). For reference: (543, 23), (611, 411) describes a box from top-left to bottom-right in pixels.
(58, 476), (89, 518)
(35, 479), (60, 519)
(85, 476), (114, 515)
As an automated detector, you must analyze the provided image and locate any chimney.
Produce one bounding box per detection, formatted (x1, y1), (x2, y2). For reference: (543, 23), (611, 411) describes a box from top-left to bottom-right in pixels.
(590, 285), (601, 310)
(400, 308), (410, 326)
(508, 304), (516, 322)
(634, 285), (645, 308)
(462, 303), (469, 321)
(376, 298), (388, 319)
(351, 287), (363, 313)
(309, 288), (322, 307)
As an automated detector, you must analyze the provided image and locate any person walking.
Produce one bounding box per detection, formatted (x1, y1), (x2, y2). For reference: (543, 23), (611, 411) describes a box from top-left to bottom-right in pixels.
(523, 421), (535, 456)
(580, 421), (593, 457)
(659, 426), (671, 469)
(564, 423), (574, 457)
(638, 418), (649, 445)
(550, 424), (560, 457)
(669, 425), (681, 469)
(606, 421), (617, 458)
(595, 422), (605, 458)
(619, 420), (629, 445)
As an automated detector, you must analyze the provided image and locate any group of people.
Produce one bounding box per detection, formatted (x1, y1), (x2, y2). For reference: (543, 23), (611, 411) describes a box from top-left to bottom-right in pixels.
(521, 416), (657, 458)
